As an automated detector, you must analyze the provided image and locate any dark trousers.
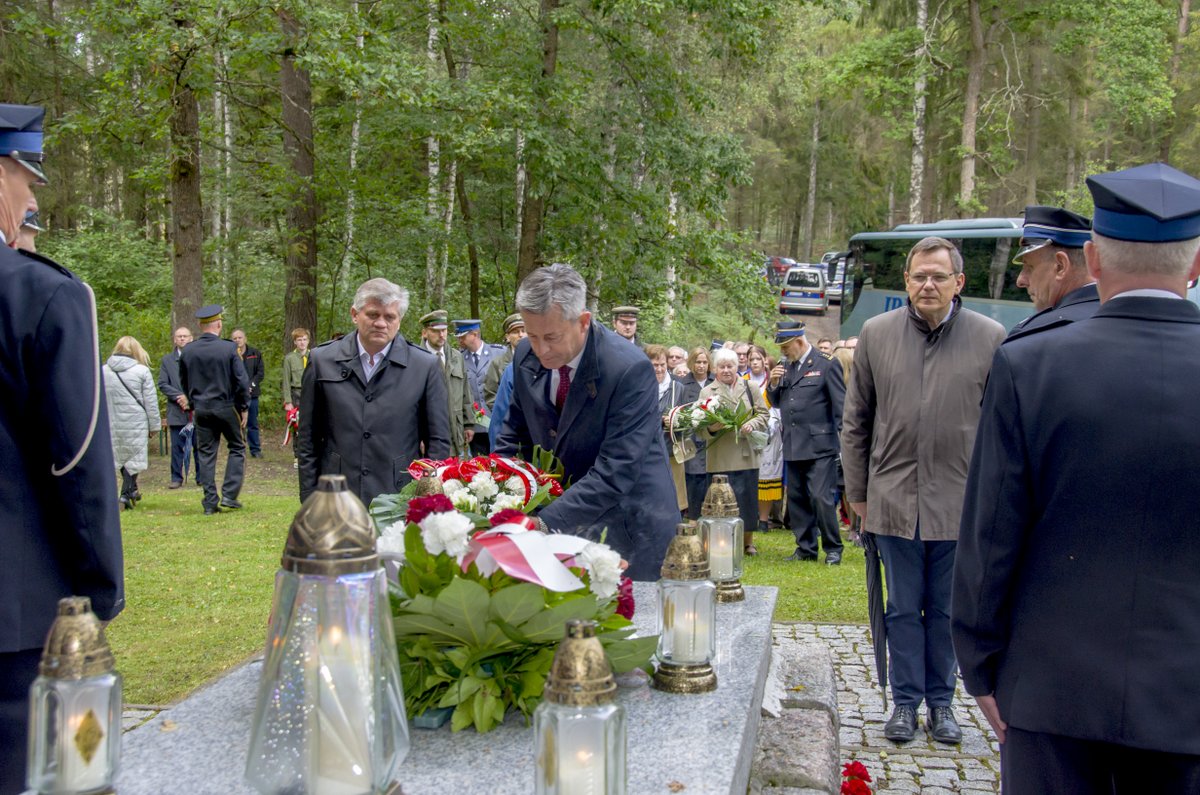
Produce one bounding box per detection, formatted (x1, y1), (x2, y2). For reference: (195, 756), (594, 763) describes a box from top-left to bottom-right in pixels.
(0, 648), (43, 794)
(470, 430), (491, 457)
(1003, 727), (1200, 794)
(785, 456), (841, 557)
(874, 525), (957, 708)
(711, 469), (758, 541)
(119, 465), (139, 500)
(246, 396), (261, 455)
(195, 407), (245, 510)
(685, 471), (712, 520)
(169, 423), (201, 484)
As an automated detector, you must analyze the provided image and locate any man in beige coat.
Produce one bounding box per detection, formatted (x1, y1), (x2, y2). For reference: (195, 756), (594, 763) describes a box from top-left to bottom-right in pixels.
(841, 236), (1005, 746)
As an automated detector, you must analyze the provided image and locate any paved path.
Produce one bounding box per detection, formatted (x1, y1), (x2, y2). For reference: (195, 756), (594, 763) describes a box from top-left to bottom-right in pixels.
(783, 623), (1001, 794)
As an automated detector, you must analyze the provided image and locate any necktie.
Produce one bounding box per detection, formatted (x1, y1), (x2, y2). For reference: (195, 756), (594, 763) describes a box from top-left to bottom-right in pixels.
(439, 351), (446, 370)
(555, 366), (571, 413)
(302, 353), (308, 369)
(472, 351), (480, 368)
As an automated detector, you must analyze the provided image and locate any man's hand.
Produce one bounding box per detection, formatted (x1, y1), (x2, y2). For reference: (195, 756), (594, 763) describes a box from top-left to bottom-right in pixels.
(708, 421), (724, 434)
(284, 402), (294, 412)
(240, 411), (248, 428)
(175, 394), (189, 410)
(769, 363), (786, 387)
(975, 694), (1007, 744)
(465, 429), (475, 444)
(850, 501), (867, 525)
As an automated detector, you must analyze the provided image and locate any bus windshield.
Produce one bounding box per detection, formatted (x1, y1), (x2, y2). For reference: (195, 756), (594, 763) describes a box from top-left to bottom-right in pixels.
(839, 218), (1035, 336)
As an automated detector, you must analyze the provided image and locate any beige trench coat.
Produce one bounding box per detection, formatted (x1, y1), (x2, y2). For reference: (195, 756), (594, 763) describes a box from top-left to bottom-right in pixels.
(697, 378), (769, 473)
(840, 303), (1004, 541)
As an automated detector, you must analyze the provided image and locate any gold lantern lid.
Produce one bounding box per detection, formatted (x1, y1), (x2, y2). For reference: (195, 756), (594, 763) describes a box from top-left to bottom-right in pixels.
(542, 620), (617, 707)
(283, 474), (380, 575)
(39, 596), (116, 679)
(701, 474), (739, 519)
(660, 522), (710, 581)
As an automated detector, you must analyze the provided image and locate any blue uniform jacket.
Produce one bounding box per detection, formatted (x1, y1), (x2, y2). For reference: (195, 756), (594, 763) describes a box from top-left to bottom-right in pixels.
(1005, 282), (1100, 341)
(494, 322), (677, 581)
(766, 345), (845, 462)
(954, 296), (1200, 755)
(0, 247), (123, 651)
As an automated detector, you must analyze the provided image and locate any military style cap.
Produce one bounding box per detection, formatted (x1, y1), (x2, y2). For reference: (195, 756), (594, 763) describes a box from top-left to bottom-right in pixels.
(0, 104), (48, 184)
(774, 321), (806, 344)
(1086, 162), (1200, 243)
(195, 304), (224, 322)
(419, 309), (449, 329)
(502, 312), (525, 334)
(453, 319), (481, 336)
(710, 339), (725, 350)
(612, 305), (640, 319)
(22, 209), (44, 232)
(1013, 205), (1092, 264)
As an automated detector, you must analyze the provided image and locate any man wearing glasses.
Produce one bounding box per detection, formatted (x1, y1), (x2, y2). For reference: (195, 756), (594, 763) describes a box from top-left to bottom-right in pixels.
(1007, 206), (1096, 340)
(841, 236), (1005, 745)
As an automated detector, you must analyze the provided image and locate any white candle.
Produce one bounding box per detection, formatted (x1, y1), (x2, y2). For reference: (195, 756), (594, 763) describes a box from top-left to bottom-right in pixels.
(558, 747), (605, 795)
(710, 534), (734, 580)
(670, 605), (710, 665)
(315, 623), (373, 792)
(60, 703), (111, 792)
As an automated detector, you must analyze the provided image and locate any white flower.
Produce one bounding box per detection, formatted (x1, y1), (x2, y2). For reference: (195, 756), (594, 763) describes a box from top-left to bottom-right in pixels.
(503, 476), (526, 495)
(376, 522), (407, 562)
(469, 471), (499, 499)
(442, 479), (465, 497)
(450, 491), (480, 513)
(419, 511), (474, 559)
(576, 542), (622, 599)
(486, 493), (525, 517)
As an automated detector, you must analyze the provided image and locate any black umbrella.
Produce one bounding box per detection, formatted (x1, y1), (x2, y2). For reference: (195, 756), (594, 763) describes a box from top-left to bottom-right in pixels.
(861, 530), (889, 710)
(180, 421), (195, 482)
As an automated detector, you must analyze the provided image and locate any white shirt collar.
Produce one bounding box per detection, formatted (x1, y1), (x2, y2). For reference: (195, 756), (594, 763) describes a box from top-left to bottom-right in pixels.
(1110, 288), (1184, 300)
(357, 334), (395, 379)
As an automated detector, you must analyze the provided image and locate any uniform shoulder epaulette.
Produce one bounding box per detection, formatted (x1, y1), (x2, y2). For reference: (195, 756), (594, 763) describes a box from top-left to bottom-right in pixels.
(1002, 317), (1072, 343)
(819, 351), (834, 360)
(17, 248), (75, 279)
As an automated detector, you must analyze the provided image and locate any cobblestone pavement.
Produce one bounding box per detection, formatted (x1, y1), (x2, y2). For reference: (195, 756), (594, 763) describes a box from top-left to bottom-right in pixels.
(783, 623), (1002, 794)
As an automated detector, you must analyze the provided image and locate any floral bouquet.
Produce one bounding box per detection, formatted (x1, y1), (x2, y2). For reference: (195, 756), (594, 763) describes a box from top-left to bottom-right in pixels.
(472, 401), (490, 431)
(368, 455), (653, 733)
(282, 405), (300, 445)
(692, 393), (768, 450)
(665, 402), (698, 435)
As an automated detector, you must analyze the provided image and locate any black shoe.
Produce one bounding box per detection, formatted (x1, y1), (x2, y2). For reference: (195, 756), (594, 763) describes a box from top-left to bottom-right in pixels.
(130, 490), (142, 504)
(785, 550), (818, 562)
(120, 496), (134, 511)
(219, 498), (243, 510)
(883, 705), (918, 743)
(203, 506), (222, 515)
(825, 553), (842, 566)
(169, 481), (183, 490)
(250, 451), (262, 458)
(758, 520), (770, 533)
(927, 706), (962, 744)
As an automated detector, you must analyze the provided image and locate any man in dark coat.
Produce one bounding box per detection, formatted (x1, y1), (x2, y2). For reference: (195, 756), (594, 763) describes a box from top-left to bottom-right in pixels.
(494, 264), (677, 581)
(231, 328), (264, 457)
(953, 162), (1200, 793)
(158, 325), (200, 486)
(0, 103), (124, 794)
(180, 305), (250, 514)
(298, 278), (452, 506)
(766, 321), (846, 564)
(1006, 205), (1099, 341)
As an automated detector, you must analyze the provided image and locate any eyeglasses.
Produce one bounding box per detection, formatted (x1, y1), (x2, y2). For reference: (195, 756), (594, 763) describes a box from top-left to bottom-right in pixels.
(906, 272), (960, 286)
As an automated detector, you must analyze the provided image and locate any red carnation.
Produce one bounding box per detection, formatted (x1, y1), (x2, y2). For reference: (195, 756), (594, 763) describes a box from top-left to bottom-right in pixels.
(615, 577), (635, 619)
(489, 509), (534, 528)
(840, 780), (871, 795)
(842, 761), (871, 783)
(405, 494), (456, 525)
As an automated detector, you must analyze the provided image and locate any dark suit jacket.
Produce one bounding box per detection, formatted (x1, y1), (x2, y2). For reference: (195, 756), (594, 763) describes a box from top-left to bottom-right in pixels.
(297, 332), (452, 506)
(1006, 282), (1100, 341)
(767, 346), (845, 461)
(494, 322), (678, 580)
(157, 349), (189, 426)
(0, 247), (123, 652)
(179, 333), (250, 413)
(953, 296), (1200, 755)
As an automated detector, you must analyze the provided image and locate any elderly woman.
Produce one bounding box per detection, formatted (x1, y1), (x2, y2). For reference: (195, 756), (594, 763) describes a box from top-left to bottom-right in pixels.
(680, 346), (714, 518)
(104, 336), (161, 509)
(697, 347), (769, 553)
(646, 344), (688, 514)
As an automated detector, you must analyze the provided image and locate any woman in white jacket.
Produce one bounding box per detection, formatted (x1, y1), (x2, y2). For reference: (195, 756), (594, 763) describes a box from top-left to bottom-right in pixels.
(104, 336), (161, 509)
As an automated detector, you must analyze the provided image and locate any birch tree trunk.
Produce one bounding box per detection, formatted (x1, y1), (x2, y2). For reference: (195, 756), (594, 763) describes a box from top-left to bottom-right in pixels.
(908, 0), (929, 224)
(802, 101), (820, 263)
(958, 0), (985, 212)
(425, 0), (444, 304)
(337, 0), (365, 316)
(664, 191), (678, 329)
(1160, 0), (1191, 161)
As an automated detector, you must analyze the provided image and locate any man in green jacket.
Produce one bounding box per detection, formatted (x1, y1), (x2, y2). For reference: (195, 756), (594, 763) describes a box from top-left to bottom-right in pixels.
(483, 312), (526, 407)
(282, 326), (310, 412)
(419, 310), (473, 458)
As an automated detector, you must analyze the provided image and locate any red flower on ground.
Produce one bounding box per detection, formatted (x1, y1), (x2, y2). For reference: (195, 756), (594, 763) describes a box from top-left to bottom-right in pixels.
(615, 577), (635, 619)
(489, 509), (535, 529)
(842, 761), (871, 783)
(840, 779), (871, 795)
(405, 494), (456, 525)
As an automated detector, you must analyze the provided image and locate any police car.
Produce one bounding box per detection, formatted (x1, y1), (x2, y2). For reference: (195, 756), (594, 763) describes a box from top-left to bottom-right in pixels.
(777, 265), (829, 315)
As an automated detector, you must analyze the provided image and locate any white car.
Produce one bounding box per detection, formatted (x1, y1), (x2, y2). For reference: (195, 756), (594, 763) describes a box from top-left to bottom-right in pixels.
(778, 266), (829, 315)
(828, 261), (847, 302)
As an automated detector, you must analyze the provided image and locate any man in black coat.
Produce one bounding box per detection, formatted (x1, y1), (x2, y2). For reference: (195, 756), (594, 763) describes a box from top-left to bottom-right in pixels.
(953, 162), (1200, 793)
(231, 328), (264, 457)
(180, 305), (250, 514)
(298, 278), (452, 506)
(494, 264), (677, 581)
(1006, 205), (1099, 341)
(767, 321), (846, 564)
(158, 325), (200, 486)
(0, 103), (124, 794)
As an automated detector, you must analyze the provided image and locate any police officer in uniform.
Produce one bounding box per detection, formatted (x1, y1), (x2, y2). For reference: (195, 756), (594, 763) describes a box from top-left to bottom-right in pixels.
(180, 304), (250, 514)
(455, 318), (506, 455)
(767, 321), (846, 564)
(1007, 205), (1097, 341)
(420, 309), (473, 457)
(611, 305), (641, 344)
(0, 103), (124, 794)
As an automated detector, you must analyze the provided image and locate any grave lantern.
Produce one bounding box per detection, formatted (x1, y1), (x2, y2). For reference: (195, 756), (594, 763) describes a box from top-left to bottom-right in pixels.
(698, 475), (744, 602)
(652, 523), (717, 694)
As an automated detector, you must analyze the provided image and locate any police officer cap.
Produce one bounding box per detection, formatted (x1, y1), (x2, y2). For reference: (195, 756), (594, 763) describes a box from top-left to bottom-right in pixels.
(420, 310), (449, 329)
(195, 304), (224, 322)
(1013, 205), (1091, 264)
(1086, 162), (1200, 242)
(612, 305), (640, 319)
(502, 313), (525, 334)
(22, 209), (44, 232)
(710, 339), (725, 350)
(453, 318), (481, 336)
(774, 321), (806, 344)
(0, 104), (48, 185)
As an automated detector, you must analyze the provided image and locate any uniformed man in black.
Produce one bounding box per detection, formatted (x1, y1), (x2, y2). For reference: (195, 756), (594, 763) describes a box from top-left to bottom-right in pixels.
(1007, 205), (1097, 341)
(766, 321), (846, 564)
(0, 103), (123, 795)
(180, 304), (250, 514)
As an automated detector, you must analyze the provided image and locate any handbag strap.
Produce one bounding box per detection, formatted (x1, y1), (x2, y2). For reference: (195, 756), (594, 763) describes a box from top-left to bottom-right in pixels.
(110, 366), (147, 413)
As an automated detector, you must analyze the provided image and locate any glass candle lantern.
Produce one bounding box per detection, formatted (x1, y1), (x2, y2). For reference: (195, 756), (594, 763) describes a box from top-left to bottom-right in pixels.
(652, 523), (717, 694)
(699, 475), (745, 602)
(534, 620), (627, 795)
(246, 475), (409, 795)
(26, 596), (122, 795)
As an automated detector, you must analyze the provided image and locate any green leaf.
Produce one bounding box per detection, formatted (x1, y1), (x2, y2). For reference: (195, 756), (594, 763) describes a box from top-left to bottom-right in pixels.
(450, 701), (474, 732)
(517, 594), (599, 643)
(601, 634), (660, 674)
(489, 582), (546, 627)
(432, 577), (492, 647)
(394, 613), (469, 644)
(437, 674), (483, 707)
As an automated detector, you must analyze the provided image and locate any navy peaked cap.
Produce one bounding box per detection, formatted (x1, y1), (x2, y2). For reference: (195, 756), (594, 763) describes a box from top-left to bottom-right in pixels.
(1087, 162), (1200, 242)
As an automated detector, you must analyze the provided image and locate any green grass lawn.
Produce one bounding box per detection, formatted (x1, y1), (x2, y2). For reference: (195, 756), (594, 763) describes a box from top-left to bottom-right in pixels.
(107, 443), (868, 705)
